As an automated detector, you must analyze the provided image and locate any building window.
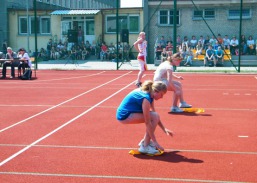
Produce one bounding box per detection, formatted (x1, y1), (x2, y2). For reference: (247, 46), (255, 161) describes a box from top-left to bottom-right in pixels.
(193, 9), (215, 20)
(19, 16), (51, 35)
(228, 9), (251, 19)
(159, 10), (180, 26)
(106, 15), (139, 33)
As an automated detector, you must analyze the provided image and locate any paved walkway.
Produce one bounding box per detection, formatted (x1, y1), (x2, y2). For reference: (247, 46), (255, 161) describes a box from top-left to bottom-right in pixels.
(35, 59), (257, 73)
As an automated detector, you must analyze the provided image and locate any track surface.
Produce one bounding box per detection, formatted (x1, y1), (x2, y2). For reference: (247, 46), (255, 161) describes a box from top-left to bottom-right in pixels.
(0, 70), (256, 183)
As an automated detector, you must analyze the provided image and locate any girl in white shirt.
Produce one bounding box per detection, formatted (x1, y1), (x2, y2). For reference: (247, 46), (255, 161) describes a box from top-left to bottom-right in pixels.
(153, 53), (192, 113)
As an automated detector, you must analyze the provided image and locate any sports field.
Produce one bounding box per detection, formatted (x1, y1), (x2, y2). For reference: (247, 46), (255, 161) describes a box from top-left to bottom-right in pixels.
(0, 70), (256, 183)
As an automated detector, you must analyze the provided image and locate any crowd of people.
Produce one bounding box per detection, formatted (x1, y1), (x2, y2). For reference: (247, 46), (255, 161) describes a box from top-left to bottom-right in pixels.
(155, 34), (257, 67)
(37, 38), (132, 62)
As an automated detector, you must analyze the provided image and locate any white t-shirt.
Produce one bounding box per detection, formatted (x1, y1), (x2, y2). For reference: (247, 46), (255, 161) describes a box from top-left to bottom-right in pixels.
(153, 61), (173, 81)
(18, 52), (32, 67)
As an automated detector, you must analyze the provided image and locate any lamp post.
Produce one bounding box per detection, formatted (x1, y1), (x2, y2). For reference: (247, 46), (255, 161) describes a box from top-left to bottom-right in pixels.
(33, 0), (38, 70)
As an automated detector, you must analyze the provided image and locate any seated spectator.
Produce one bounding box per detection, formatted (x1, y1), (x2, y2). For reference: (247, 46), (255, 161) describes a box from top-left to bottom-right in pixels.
(85, 40), (92, 54)
(82, 47), (89, 60)
(176, 35), (182, 47)
(161, 48), (168, 62)
(50, 46), (57, 60)
(195, 41), (203, 58)
(0, 47), (17, 79)
(108, 42), (116, 60)
(37, 48), (47, 60)
(198, 35), (205, 46)
(240, 35), (247, 55)
(223, 35), (230, 50)
(215, 46), (224, 66)
(183, 47), (193, 66)
(209, 36), (218, 50)
(182, 36), (189, 47)
(204, 35), (210, 50)
(155, 43), (163, 60)
(166, 36), (173, 45)
(217, 34), (223, 46)
(17, 48), (31, 77)
(247, 35), (255, 55)
(204, 45), (216, 67)
(230, 36), (239, 55)
(189, 35), (197, 49)
(165, 41), (173, 52)
(179, 42), (188, 60)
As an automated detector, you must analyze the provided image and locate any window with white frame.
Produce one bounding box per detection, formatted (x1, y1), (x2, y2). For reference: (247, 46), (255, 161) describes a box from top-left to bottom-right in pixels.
(19, 16), (51, 35)
(193, 9), (215, 20)
(159, 10), (180, 26)
(106, 14), (139, 33)
(228, 9), (251, 19)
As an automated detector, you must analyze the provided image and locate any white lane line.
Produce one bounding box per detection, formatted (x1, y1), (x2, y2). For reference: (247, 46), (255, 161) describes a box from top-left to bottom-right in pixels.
(238, 136), (249, 138)
(1, 144), (256, 155)
(0, 71), (125, 133)
(0, 74), (135, 167)
(0, 171), (246, 183)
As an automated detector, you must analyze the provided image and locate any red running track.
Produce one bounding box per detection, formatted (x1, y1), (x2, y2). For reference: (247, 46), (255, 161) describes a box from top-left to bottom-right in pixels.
(0, 70), (256, 183)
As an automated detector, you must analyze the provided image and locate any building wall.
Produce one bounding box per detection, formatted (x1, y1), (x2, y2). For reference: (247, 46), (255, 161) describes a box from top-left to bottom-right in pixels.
(8, 10), (53, 53)
(146, 3), (257, 63)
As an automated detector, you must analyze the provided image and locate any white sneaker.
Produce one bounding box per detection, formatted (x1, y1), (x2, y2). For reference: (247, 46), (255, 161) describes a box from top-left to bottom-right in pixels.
(171, 106), (184, 113)
(138, 144), (159, 155)
(138, 139), (156, 147)
(179, 101), (192, 108)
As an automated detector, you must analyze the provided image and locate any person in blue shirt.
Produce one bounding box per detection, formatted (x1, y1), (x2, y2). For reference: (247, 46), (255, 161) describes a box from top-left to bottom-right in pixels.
(204, 45), (216, 66)
(215, 46), (224, 66)
(116, 80), (173, 155)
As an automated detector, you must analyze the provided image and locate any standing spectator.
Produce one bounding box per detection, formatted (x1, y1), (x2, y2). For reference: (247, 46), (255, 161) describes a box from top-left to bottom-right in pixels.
(230, 36), (239, 55)
(204, 45), (216, 66)
(46, 39), (52, 59)
(2, 40), (7, 55)
(100, 42), (108, 60)
(77, 26), (84, 45)
(159, 36), (166, 49)
(0, 47), (17, 79)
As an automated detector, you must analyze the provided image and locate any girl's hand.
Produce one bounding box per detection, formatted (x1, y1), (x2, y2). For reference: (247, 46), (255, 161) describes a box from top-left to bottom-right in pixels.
(165, 128), (174, 137)
(177, 76), (184, 80)
(153, 142), (164, 151)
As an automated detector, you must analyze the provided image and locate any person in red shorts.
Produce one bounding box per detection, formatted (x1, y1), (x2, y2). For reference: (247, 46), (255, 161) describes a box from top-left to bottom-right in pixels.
(134, 32), (148, 87)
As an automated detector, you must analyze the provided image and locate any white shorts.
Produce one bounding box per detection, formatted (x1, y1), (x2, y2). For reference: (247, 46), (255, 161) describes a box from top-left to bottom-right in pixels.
(138, 60), (147, 71)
